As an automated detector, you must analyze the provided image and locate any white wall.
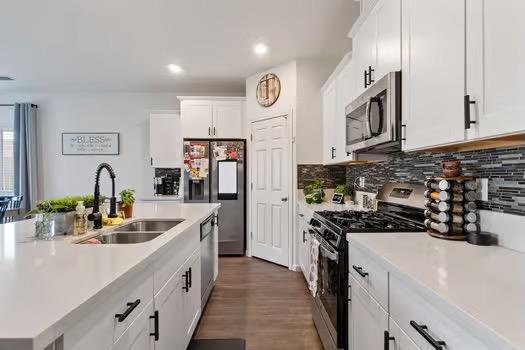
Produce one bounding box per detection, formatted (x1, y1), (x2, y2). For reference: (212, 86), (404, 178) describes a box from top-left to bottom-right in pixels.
(0, 92), (181, 200)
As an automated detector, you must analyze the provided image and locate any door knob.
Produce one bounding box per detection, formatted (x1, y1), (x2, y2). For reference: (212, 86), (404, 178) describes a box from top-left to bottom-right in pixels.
(281, 197), (288, 202)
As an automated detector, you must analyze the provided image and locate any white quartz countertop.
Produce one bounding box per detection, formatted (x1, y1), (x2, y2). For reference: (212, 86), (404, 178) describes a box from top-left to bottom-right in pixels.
(347, 232), (525, 349)
(0, 202), (220, 346)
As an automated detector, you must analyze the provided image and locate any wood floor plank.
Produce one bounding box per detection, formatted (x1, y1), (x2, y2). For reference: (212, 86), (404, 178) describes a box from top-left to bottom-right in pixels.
(195, 257), (323, 350)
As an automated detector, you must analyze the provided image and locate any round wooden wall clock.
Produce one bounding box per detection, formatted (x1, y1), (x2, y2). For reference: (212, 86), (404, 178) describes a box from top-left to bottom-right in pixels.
(256, 73), (281, 107)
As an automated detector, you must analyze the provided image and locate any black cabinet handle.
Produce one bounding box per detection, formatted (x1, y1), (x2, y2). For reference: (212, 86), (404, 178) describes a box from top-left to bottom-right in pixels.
(213, 127), (216, 136)
(464, 95), (476, 129)
(303, 230), (307, 243)
(183, 271), (189, 292)
(150, 310), (159, 341)
(364, 70), (368, 88)
(188, 267), (192, 288)
(368, 66), (375, 85)
(331, 147), (336, 159)
(352, 265), (369, 278)
(410, 321), (446, 349)
(384, 331), (395, 350)
(115, 299), (141, 322)
(208, 127), (211, 136)
(150, 157), (153, 166)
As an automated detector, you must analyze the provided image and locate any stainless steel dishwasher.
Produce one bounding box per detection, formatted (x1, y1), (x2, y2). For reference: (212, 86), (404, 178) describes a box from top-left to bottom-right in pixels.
(200, 213), (216, 306)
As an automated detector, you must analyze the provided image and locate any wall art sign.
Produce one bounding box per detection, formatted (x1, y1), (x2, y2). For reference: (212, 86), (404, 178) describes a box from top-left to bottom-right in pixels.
(62, 132), (120, 155)
(256, 73), (281, 107)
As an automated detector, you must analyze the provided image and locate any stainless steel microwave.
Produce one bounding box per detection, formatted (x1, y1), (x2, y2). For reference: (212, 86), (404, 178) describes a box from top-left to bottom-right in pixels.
(345, 71), (401, 156)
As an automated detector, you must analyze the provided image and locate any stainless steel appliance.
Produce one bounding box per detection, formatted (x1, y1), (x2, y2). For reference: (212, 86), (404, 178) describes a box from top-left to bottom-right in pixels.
(345, 71), (402, 156)
(200, 213), (216, 306)
(310, 182), (427, 350)
(183, 139), (246, 255)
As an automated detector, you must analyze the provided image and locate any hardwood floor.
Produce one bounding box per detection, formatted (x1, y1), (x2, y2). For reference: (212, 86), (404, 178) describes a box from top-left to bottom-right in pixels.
(195, 257), (323, 350)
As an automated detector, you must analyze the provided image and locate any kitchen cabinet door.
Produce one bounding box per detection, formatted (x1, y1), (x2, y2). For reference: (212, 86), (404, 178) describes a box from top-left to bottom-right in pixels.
(375, 0), (401, 80)
(352, 15), (377, 94)
(349, 275), (388, 350)
(388, 318), (421, 350)
(401, 0), (466, 151)
(154, 272), (185, 350)
(212, 101), (244, 138)
(466, 0), (525, 139)
(111, 301), (155, 350)
(182, 249), (202, 344)
(150, 114), (182, 168)
(297, 213), (311, 282)
(335, 60), (356, 162)
(322, 81), (338, 164)
(180, 101), (213, 138)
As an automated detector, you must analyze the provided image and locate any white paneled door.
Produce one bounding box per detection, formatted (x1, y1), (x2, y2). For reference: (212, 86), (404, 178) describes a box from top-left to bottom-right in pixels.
(251, 116), (290, 267)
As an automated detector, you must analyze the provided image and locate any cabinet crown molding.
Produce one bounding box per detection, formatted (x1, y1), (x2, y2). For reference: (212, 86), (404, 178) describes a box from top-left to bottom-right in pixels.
(348, 0), (381, 39)
(321, 51), (353, 92)
(177, 96), (246, 102)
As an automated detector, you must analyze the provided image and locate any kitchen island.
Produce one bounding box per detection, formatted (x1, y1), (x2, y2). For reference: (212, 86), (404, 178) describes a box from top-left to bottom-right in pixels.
(0, 202), (220, 350)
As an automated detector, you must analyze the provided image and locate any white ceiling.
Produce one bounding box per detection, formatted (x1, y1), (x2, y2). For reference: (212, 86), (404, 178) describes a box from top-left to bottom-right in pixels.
(0, 0), (360, 94)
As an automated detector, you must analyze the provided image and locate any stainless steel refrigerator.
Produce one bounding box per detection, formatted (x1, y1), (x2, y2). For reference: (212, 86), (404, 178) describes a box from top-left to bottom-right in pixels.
(183, 139), (246, 255)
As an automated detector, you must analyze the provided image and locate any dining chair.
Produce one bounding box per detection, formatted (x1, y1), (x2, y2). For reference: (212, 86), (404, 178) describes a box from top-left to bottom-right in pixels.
(0, 199), (12, 223)
(3, 195), (23, 223)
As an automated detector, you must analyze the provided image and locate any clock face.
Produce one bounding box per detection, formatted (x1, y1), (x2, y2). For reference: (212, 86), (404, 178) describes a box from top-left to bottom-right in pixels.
(256, 73), (281, 107)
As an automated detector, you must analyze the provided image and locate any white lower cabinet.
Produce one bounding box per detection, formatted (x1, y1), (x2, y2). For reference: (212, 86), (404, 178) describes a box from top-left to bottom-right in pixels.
(388, 318), (420, 350)
(181, 249), (202, 344)
(349, 275), (388, 350)
(154, 271), (185, 350)
(297, 212), (311, 281)
(111, 301), (155, 350)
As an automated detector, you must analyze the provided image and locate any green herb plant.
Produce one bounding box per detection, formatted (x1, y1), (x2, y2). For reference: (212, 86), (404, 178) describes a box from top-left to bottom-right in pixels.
(29, 195), (102, 214)
(119, 189), (136, 207)
(303, 179), (325, 204)
(334, 184), (348, 195)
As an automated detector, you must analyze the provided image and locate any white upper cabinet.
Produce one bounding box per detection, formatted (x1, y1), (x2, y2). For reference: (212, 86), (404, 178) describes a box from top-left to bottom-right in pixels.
(375, 0), (401, 79)
(322, 80), (338, 164)
(335, 59), (357, 163)
(149, 114), (182, 168)
(212, 100), (244, 138)
(352, 0), (401, 95)
(466, 0), (525, 139)
(180, 100), (213, 138)
(179, 97), (245, 139)
(401, 0), (466, 151)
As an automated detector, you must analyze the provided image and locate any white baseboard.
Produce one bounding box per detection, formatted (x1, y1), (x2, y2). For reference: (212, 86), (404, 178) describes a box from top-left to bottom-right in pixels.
(480, 210), (525, 253)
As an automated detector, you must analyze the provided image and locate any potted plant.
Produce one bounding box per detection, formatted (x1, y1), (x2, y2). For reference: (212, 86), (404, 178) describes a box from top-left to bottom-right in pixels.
(303, 179), (325, 204)
(31, 195), (101, 235)
(118, 189), (136, 219)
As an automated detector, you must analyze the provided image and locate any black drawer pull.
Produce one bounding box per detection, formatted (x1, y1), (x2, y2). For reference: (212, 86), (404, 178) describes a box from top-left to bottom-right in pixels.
(384, 331), (395, 350)
(464, 95), (476, 129)
(183, 271), (189, 292)
(352, 265), (369, 278)
(410, 321), (446, 349)
(115, 299), (141, 322)
(188, 267), (192, 288)
(150, 310), (159, 341)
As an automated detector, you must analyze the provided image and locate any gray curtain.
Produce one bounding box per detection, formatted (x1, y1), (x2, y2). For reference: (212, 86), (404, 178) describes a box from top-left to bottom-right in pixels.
(14, 103), (38, 212)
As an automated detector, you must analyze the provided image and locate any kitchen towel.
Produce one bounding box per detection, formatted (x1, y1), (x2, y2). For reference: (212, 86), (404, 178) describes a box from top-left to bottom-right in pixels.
(309, 236), (320, 297)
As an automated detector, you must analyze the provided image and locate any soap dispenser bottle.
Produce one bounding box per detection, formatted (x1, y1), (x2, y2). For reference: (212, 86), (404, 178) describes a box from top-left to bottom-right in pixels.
(74, 201), (87, 236)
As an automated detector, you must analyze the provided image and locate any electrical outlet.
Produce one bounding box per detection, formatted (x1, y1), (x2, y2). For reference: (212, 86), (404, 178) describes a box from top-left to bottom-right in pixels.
(477, 178), (489, 201)
(358, 176), (365, 188)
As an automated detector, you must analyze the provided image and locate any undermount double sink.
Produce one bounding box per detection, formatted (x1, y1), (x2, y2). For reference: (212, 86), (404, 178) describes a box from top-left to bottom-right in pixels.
(83, 219), (184, 244)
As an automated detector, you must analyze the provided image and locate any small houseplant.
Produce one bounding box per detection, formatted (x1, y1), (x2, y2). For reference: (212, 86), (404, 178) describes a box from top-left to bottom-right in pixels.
(118, 189), (136, 218)
(26, 202), (56, 240)
(303, 179), (325, 204)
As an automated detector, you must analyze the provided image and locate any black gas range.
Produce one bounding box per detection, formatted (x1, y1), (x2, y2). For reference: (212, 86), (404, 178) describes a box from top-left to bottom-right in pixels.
(309, 182), (427, 350)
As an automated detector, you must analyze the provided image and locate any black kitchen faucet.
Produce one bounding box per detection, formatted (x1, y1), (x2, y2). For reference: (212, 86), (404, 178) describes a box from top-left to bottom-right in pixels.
(88, 163), (118, 229)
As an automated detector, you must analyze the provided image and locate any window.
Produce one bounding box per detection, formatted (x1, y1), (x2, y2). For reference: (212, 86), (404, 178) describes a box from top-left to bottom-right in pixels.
(0, 107), (14, 195)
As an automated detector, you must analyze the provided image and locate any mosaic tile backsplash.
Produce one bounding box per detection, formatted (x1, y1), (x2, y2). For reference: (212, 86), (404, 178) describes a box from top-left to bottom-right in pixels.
(297, 164), (346, 189)
(345, 146), (525, 216)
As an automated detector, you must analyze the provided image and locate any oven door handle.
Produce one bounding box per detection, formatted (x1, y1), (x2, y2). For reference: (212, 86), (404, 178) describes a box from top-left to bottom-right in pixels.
(365, 96), (384, 139)
(319, 243), (338, 262)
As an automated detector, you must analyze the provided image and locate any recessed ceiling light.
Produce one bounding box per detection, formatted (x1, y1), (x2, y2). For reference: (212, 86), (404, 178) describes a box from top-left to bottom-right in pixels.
(168, 64), (183, 74)
(254, 43), (268, 56)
